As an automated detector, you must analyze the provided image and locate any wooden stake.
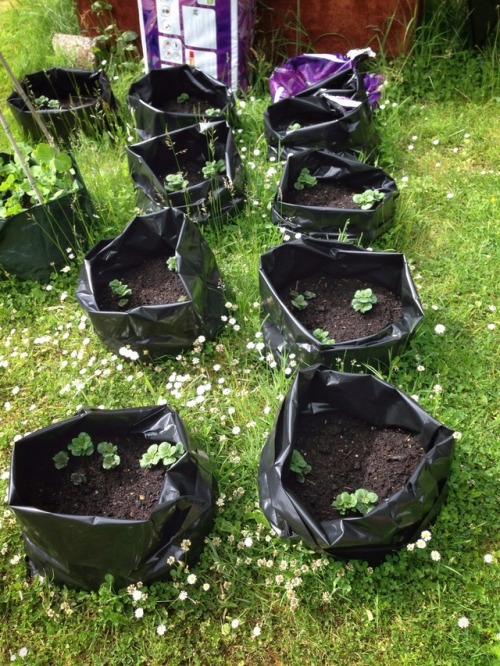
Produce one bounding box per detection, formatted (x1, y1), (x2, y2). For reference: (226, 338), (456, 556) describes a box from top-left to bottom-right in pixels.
(0, 108), (44, 206)
(0, 50), (54, 145)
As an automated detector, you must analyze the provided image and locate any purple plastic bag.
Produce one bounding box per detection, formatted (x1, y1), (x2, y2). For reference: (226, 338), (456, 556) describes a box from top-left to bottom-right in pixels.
(269, 49), (384, 108)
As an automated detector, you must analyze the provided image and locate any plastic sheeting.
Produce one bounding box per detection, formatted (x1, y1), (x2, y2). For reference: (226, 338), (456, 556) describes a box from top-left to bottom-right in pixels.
(8, 405), (217, 590)
(0, 153), (95, 282)
(259, 239), (424, 368)
(258, 364), (455, 561)
(263, 83), (379, 160)
(76, 208), (226, 359)
(128, 64), (236, 140)
(127, 120), (245, 224)
(272, 150), (399, 243)
(6, 68), (118, 144)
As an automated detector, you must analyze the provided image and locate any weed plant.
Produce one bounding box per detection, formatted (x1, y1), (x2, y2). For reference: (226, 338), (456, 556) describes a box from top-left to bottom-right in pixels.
(0, 0), (499, 664)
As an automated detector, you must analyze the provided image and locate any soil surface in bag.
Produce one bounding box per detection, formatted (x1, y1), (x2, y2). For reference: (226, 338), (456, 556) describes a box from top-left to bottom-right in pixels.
(279, 275), (402, 343)
(286, 411), (425, 522)
(158, 95), (221, 115)
(19, 435), (168, 520)
(97, 256), (187, 311)
(286, 182), (369, 208)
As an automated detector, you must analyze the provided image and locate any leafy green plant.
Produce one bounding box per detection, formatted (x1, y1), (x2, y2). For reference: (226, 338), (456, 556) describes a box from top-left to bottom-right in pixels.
(70, 472), (87, 486)
(294, 167), (317, 191)
(312, 328), (335, 344)
(352, 189), (384, 210)
(52, 450), (69, 469)
(351, 288), (378, 313)
(33, 94), (59, 109)
(332, 489), (379, 515)
(139, 442), (184, 469)
(290, 449), (312, 483)
(176, 92), (190, 104)
(109, 279), (132, 307)
(202, 159), (225, 179)
(287, 122), (301, 131)
(165, 172), (189, 192)
(97, 442), (120, 469)
(0, 143), (79, 218)
(68, 432), (94, 457)
(166, 256), (178, 272)
(290, 290), (316, 310)
(205, 107), (221, 117)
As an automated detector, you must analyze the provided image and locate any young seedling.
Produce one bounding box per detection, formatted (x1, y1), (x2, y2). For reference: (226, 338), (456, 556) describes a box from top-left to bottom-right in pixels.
(202, 159), (225, 179)
(166, 256), (178, 272)
(351, 288), (378, 313)
(290, 449), (312, 483)
(287, 122), (301, 132)
(33, 95), (59, 110)
(332, 488), (379, 515)
(352, 189), (384, 210)
(294, 167), (317, 191)
(53, 450), (69, 469)
(109, 279), (132, 307)
(97, 442), (120, 469)
(68, 432), (94, 457)
(204, 107), (221, 117)
(70, 472), (87, 486)
(176, 92), (190, 104)
(139, 441), (184, 469)
(290, 290), (316, 310)
(312, 328), (335, 345)
(165, 172), (189, 192)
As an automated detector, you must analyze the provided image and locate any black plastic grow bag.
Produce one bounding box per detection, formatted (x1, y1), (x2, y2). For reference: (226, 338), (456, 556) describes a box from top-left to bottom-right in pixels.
(6, 67), (118, 144)
(263, 87), (379, 160)
(126, 120), (245, 224)
(128, 64), (236, 140)
(259, 239), (424, 368)
(0, 152), (94, 282)
(258, 364), (455, 561)
(272, 149), (399, 243)
(76, 208), (226, 359)
(8, 404), (217, 590)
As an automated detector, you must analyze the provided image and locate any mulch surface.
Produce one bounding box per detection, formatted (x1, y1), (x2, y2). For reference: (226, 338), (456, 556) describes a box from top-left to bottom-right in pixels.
(286, 181), (364, 208)
(21, 435), (167, 520)
(97, 256), (187, 311)
(286, 411), (425, 522)
(279, 274), (402, 343)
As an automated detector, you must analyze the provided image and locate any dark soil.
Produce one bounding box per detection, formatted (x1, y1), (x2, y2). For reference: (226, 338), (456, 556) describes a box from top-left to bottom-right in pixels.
(286, 411), (425, 522)
(34, 96), (97, 110)
(158, 96), (220, 115)
(21, 435), (169, 520)
(285, 181), (367, 209)
(97, 256), (187, 312)
(280, 274), (402, 343)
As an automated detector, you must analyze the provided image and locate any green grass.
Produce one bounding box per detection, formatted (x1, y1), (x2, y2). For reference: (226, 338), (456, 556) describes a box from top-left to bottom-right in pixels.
(0, 0), (499, 663)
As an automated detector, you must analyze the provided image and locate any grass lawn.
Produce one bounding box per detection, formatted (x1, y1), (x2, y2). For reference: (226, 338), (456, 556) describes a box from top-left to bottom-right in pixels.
(0, 0), (498, 664)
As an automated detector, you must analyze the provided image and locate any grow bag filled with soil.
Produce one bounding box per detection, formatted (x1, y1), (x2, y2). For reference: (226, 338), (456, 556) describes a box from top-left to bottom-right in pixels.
(6, 68), (118, 144)
(0, 151), (95, 282)
(259, 239), (423, 368)
(258, 364), (455, 561)
(272, 149), (399, 243)
(128, 64), (235, 140)
(8, 404), (217, 590)
(76, 208), (226, 359)
(263, 88), (379, 160)
(127, 120), (245, 224)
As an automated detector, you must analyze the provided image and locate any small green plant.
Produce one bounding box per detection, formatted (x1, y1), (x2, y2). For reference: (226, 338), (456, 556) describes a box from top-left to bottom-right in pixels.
(68, 432), (94, 457)
(332, 488), (379, 515)
(351, 288), (378, 313)
(165, 172), (189, 192)
(287, 122), (301, 132)
(290, 449), (312, 483)
(109, 279), (132, 307)
(202, 159), (225, 179)
(166, 256), (178, 272)
(53, 450), (69, 469)
(33, 95), (60, 109)
(70, 472), (87, 486)
(139, 442), (184, 469)
(312, 328), (335, 344)
(0, 143), (79, 218)
(204, 107), (221, 117)
(294, 168), (317, 191)
(352, 189), (384, 210)
(176, 92), (190, 104)
(290, 290), (316, 310)
(97, 442), (120, 469)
